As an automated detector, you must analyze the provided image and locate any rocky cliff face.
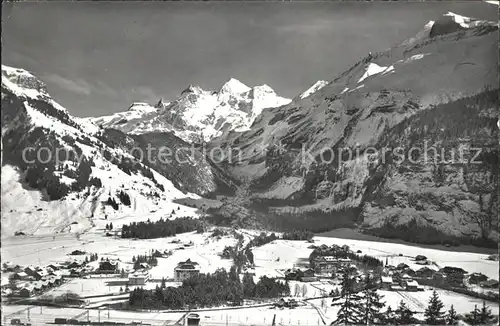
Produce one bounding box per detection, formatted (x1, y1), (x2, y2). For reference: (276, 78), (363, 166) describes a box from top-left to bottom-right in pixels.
(210, 13), (499, 245)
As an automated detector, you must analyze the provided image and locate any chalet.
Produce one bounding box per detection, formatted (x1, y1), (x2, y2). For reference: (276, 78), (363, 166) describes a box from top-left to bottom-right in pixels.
(19, 286), (33, 297)
(67, 261), (83, 269)
(70, 268), (83, 277)
(98, 260), (118, 274)
(416, 260), (430, 265)
(174, 259), (200, 282)
(33, 269), (48, 280)
(415, 255), (427, 261)
(403, 280), (419, 292)
(399, 274), (413, 286)
(397, 263), (409, 270)
(70, 250), (86, 256)
(469, 273), (488, 285)
(12, 272), (29, 281)
(2, 262), (16, 272)
(47, 264), (61, 271)
(284, 269), (301, 280)
(129, 272), (150, 285)
(402, 268), (416, 277)
(24, 266), (38, 277)
(380, 276), (394, 290)
(480, 279), (499, 289)
(300, 269), (317, 282)
(440, 266), (467, 286)
(415, 267), (435, 279)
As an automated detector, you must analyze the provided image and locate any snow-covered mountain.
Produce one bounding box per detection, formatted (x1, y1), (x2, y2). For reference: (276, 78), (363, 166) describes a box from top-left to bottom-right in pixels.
(86, 79), (290, 143)
(1, 65), (233, 236)
(210, 13), (499, 244)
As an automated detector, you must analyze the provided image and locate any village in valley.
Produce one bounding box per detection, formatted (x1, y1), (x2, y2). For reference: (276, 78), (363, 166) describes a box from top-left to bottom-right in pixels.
(2, 224), (499, 326)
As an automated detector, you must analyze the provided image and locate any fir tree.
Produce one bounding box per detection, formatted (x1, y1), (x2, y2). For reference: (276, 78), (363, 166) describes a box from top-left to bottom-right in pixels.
(161, 277), (166, 289)
(394, 300), (416, 325)
(361, 274), (385, 325)
(109, 222), (113, 230)
(446, 305), (459, 325)
(465, 305), (480, 326)
(384, 306), (396, 325)
(424, 290), (445, 325)
(478, 301), (494, 325)
(331, 268), (363, 325)
(242, 272), (256, 297)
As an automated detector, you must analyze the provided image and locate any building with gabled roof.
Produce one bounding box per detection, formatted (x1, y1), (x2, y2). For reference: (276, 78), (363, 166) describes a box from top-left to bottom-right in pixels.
(174, 259), (200, 282)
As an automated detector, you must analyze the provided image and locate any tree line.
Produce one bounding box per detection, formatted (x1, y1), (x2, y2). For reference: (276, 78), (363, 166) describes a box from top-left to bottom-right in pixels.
(128, 267), (289, 309)
(121, 217), (203, 239)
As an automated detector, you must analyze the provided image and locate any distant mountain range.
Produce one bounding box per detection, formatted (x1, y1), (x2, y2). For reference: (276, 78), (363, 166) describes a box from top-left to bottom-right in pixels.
(2, 12), (498, 246)
(86, 79), (290, 144)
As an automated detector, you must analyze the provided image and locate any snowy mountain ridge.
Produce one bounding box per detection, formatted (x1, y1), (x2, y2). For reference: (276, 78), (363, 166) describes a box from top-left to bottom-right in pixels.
(86, 78), (291, 143)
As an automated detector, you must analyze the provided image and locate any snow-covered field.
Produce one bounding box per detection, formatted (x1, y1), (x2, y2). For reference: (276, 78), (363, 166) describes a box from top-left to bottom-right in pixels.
(45, 277), (160, 298)
(252, 236), (497, 279)
(2, 228), (498, 324)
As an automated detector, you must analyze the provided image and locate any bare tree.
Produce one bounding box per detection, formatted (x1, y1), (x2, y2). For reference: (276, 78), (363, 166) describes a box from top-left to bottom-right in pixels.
(294, 283), (302, 297)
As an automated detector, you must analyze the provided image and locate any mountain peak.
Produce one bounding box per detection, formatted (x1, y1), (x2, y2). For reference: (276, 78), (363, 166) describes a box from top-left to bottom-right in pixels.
(181, 84), (204, 95)
(220, 78), (251, 94)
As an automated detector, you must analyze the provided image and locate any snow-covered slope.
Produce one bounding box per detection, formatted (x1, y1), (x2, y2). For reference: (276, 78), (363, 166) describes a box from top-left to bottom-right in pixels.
(86, 79), (290, 143)
(1, 65), (205, 236)
(298, 80), (329, 100)
(210, 13), (499, 244)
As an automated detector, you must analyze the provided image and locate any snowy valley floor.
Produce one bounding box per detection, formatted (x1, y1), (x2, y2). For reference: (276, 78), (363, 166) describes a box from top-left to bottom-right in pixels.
(2, 228), (498, 325)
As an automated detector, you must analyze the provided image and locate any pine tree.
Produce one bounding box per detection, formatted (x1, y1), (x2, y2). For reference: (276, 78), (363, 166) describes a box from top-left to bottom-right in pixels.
(109, 222), (113, 230)
(424, 290), (445, 324)
(384, 306), (396, 325)
(394, 300), (416, 325)
(331, 268), (363, 325)
(242, 272), (256, 297)
(361, 274), (385, 325)
(446, 305), (459, 325)
(465, 305), (480, 325)
(478, 301), (494, 325)
(161, 277), (166, 289)
(105, 223), (109, 230)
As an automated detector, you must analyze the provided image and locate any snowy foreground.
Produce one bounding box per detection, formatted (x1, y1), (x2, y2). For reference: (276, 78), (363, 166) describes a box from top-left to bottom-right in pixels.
(2, 229), (498, 325)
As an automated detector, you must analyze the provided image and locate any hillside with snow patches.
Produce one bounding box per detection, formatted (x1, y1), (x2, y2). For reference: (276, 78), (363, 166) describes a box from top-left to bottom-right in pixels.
(209, 13), (499, 244)
(2, 12), (498, 246)
(86, 78), (290, 143)
(1, 65), (207, 236)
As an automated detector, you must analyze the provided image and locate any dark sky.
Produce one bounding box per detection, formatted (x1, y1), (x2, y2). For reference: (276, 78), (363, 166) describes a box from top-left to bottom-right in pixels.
(2, 1), (497, 117)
